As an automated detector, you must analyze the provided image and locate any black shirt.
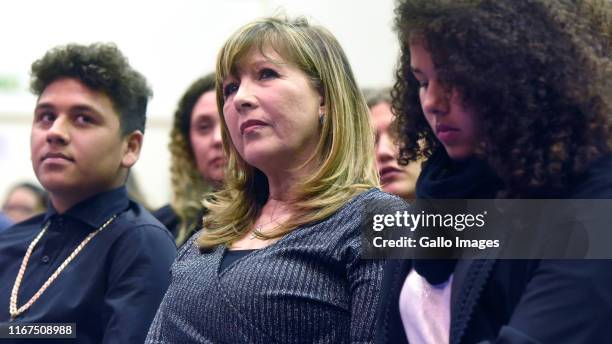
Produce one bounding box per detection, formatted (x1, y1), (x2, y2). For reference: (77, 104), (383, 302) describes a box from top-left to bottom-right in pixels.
(0, 187), (177, 343)
(152, 204), (206, 243)
(152, 204), (180, 238)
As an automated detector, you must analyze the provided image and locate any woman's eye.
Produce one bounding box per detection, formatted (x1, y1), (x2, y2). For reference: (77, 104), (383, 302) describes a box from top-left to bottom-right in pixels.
(259, 68), (278, 80)
(197, 123), (212, 133)
(223, 83), (239, 98)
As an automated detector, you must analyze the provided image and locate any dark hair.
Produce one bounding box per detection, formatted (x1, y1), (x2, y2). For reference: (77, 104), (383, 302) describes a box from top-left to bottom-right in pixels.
(6, 182), (48, 210)
(30, 43), (152, 136)
(362, 87), (392, 109)
(393, 0), (612, 196)
(168, 73), (217, 245)
(174, 74), (216, 156)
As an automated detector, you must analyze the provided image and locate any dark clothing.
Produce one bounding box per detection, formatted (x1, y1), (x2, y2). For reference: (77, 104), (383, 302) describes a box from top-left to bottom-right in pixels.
(413, 149), (503, 285)
(147, 188), (404, 344)
(152, 204), (205, 241)
(0, 212), (12, 232)
(152, 204), (180, 238)
(375, 154), (612, 344)
(0, 187), (177, 344)
(220, 249), (257, 272)
(415, 148), (503, 200)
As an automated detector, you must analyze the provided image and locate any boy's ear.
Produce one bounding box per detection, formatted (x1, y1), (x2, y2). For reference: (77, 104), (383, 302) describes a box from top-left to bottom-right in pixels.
(121, 130), (143, 169)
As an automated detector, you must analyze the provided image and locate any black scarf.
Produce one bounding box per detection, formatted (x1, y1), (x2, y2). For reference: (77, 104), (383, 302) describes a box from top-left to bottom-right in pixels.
(413, 148), (504, 285)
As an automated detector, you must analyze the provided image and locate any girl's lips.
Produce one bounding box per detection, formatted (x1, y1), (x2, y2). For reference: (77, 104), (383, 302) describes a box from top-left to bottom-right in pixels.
(436, 125), (460, 143)
(437, 130), (461, 143)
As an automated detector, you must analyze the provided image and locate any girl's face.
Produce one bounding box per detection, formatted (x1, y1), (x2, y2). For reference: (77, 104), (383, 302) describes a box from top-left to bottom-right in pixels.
(409, 42), (480, 160)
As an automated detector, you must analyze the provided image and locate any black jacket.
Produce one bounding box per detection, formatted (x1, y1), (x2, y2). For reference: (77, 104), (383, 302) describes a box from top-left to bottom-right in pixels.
(375, 155), (612, 344)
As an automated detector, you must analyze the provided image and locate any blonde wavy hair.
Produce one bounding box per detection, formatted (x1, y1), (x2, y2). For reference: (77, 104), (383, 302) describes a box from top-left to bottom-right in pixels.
(197, 17), (379, 249)
(168, 74), (217, 245)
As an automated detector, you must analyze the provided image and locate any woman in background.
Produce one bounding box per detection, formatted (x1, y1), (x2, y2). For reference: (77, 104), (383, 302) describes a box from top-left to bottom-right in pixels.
(147, 17), (405, 343)
(376, 0), (612, 343)
(153, 73), (225, 245)
(2, 182), (48, 223)
(363, 88), (421, 200)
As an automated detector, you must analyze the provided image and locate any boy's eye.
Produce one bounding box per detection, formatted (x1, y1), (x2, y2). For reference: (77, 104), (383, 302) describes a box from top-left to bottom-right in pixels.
(223, 83), (239, 98)
(36, 111), (56, 123)
(259, 68), (278, 80)
(75, 114), (94, 124)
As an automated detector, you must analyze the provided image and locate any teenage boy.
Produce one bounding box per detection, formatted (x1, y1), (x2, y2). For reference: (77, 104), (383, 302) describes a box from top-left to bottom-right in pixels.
(0, 43), (177, 343)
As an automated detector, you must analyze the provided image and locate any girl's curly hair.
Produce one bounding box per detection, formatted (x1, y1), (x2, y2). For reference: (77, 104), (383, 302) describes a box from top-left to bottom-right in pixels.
(168, 74), (216, 245)
(393, 0), (612, 197)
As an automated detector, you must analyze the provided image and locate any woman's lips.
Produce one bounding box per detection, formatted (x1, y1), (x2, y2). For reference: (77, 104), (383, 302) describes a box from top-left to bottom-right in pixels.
(240, 119), (268, 135)
(379, 166), (403, 184)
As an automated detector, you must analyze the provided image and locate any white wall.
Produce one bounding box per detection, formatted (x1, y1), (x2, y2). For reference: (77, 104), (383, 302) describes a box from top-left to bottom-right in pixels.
(0, 0), (399, 208)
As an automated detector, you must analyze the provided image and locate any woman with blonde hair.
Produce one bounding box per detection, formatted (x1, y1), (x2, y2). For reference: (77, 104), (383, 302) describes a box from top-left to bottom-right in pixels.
(153, 73), (225, 245)
(147, 16), (405, 343)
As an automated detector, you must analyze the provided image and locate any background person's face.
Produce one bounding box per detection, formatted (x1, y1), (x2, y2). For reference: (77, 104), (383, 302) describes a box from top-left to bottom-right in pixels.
(409, 42), (480, 160)
(30, 78), (138, 205)
(2, 187), (42, 222)
(222, 49), (323, 174)
(189, 90), (225, 185)
(370, 101), (420, 199)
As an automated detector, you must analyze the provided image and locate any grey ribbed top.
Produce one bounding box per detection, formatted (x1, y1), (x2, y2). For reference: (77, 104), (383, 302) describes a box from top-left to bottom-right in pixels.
(146, 188), (405, 343)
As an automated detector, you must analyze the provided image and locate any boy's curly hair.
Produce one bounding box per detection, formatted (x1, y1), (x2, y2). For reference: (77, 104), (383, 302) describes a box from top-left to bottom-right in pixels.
(393, 0), (612, 196)
(30, 43), (152, 136)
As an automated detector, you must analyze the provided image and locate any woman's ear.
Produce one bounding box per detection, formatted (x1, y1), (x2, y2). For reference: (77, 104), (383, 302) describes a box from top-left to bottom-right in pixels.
(318, 85), (326, 117)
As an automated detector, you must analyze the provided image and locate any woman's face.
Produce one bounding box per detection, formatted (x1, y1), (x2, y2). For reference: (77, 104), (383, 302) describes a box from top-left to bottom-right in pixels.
(370, 101), (420, 199)
(189, 90), (225, 185)
(221, 48), (323, 173)
(3, 187), (42, 222)
(409, 41), (480, 160)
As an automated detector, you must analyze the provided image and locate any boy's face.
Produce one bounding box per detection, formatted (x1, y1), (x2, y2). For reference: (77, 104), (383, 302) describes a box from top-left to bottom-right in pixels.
(30, 77), (141, 209)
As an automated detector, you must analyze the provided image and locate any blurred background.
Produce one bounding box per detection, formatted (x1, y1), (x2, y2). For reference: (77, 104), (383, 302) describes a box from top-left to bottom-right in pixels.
(0, 0), (399, 209)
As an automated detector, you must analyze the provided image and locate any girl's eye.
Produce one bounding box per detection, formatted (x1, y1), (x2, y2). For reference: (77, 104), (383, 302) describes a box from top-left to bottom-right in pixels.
(259, 68), (278, 80)
(223, 83), (239, 98)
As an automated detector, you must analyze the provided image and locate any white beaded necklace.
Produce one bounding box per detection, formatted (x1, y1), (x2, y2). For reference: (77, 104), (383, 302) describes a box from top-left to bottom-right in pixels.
(9, 214), (117, 321)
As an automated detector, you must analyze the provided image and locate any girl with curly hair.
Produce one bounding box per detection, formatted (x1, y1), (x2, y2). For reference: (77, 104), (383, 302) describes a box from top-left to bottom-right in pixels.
(153, 73), (225, 245)
(376, 0), (612, 343)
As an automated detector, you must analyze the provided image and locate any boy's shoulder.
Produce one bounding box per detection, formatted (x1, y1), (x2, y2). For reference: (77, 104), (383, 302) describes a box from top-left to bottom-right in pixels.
(113, 201), (175, 243)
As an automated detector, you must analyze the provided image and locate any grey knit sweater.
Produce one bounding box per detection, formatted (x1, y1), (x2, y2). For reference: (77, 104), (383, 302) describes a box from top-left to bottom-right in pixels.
(146, 188), (405, 343)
